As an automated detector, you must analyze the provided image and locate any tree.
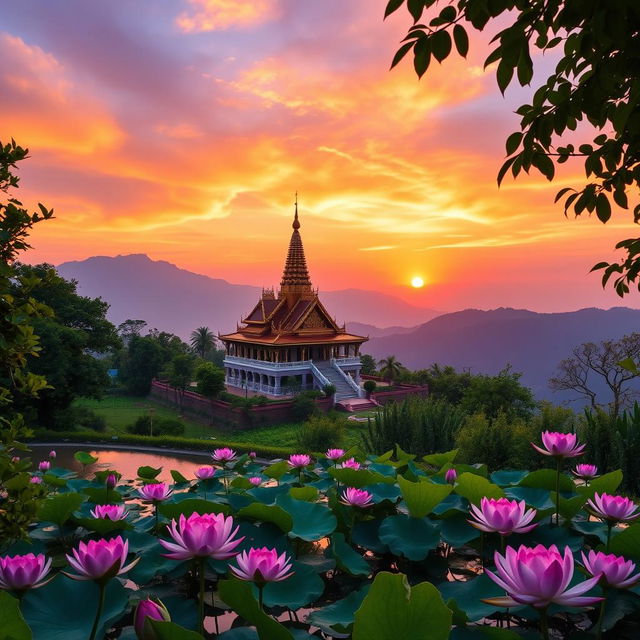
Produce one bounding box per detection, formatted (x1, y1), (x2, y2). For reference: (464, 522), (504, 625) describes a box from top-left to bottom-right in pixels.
(378, 355), (404, 383)
(414, 364), (473, 404)
(190, 326), (216, 358)
(119, 335), (166, 395)
(0, 139), (52, 542)
(168, 353), (196, 410)
(386, 1), (640, 295)
(118, 319), (147, 341)
(549, 333), (640, 416)
(360, 354), (378, 376)
(195, 362), (226, 423)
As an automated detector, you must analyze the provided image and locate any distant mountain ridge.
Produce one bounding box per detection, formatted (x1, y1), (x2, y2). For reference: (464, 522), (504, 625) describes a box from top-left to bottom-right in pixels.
(364, 306), (640, 403)
(56, 254), (440, 339)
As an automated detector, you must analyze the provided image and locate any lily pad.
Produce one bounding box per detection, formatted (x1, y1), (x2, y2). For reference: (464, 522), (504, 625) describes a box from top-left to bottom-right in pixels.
(378, 514), (440, 561)
(276, 494), (337, 541)
(455, 473), (504, 505)
(397, 476), (452, 518)
(237, 503), (293, 533)
(0, 591), (31, 640)
(307, 585), (370, 635)
(262, 560), (324, 609)
(328, 532), (371, 576)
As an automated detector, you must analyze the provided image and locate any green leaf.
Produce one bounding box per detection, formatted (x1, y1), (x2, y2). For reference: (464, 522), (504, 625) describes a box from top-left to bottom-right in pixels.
(329, 532), (371, 576)
(518, 469), (575, 493)
(439, 574), (515, 621)
(289, 486), (318, 501)
(307, 586), (370, 636)
(74, 451), (97, 465)
(276, 494), (337, 541)
(496, 59), (514, 94)
(378, 514), (440, 561)
(328, 467), (395, 488)
(453, 25), (469, 57)
(237, 503), (293, 533)
(218, 579), (293, 640)
(384, 0), (405, 19)
(262, 460), (290, 481)
(148, 621), (203, 640)
(75, 517), (131, 535)
(491, 470), (529, 486)
(0, 591), (32, 640)
(596, 193), (612, 222)
(578, 470), (623, 496)
(390, 42), (414, 70)
(262, 560), (324, 609)
(398, 476), (452, 518)
(455, 473), (504, 505)
(423, 449), (458, 467)
(159, 499), (231, 520)
(171, 470), (190, 484)
(505, 132), (522, 156)
(610, 523), (640, 561)
(137, 465), (162, 480)
(431, 30), (452, 63)
(37, 492), (84, 527)
(353, 572), (452, 640)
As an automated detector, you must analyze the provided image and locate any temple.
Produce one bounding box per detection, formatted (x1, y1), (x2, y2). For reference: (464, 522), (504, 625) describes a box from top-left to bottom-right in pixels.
(219, 202), (367, 401)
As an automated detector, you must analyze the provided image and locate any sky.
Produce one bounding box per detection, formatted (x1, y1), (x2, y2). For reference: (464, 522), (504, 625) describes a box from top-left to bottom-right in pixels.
(2, 0), (639, 312)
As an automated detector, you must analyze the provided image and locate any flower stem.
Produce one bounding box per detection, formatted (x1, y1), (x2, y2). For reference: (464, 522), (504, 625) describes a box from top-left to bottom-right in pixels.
(606, 522), (613, 553)
(198, 557), (206, 636)
(596, 587), (607, 640)
(258, 584), (264, 612)
(500, 534), (506, 555)
(539, 608), (550, 640)
(554, 458), (562, 527)
(89, 582), (106, 640)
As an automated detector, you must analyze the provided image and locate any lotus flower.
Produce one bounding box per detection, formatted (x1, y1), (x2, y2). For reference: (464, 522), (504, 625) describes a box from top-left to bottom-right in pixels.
(582, 550), (640, 589)
(340, 487), (374, 508)
(484, 544), (603, 608)
(340, 458), (361, 470)
(64, 536), (138, 582)
(49, 450), (57, 459)
(587, 493), (640, 523)
(248, 476), (262, 487)
(212, 447), (236, 463)
(0, 553), (52, 591)
(195, 466), (215, 480)
(230, 547), (294, 585)
(445, 469), (457, 485)
(11, 456), (20, 463)
(138, 483), (172, 502)
(531, 431), (585, 458)
(106, 473), (118, 490)
(248, 451), (257, 459)
(160, 512), (244, 561)
(288, 454), (311, 468)
(38, 461), (50, 472)
(134, 597), (171, 639)
(326, 448), (345, 461)
(469, 497), (538, 536)
(572, 464), (598, 481)
(30, 476), (42, 484)
(90, 504), (128, 521)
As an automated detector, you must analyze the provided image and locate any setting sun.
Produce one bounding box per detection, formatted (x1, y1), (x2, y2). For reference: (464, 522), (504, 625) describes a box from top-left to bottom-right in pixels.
(411, 276), (425, 288)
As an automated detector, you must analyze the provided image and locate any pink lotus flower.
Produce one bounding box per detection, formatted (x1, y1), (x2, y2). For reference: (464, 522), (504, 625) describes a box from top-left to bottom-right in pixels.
(469, 497), (538, 536)
(445, 469), (457, 485)
(11, 456), (20, 463)
(38, 461), (50, 472)
(64, 536), (138, 582)
(90, 504), (128, 521)
(138, 483), (172, 502)
(248, 476), (262, 486)
(160, 512), (244, 561)
(531, 431), (585, 458)
(340, 458), (361, 470)
(326, 448), (345, 461)
(48, 450), (56, 459)
(288, 454), (311, 468)
(30, 476), (42, 485)
(0, 553), (52, 591)
(195, 466), (216, 480)
(106, 473), (118, 490)
(134, 598), (171, 639)
(212, 447), (236, 463)
(230, 547), (294, 585)
(587, 493), (640, 523)
(484, 544), (603, 608)
(248, 451), (257, 459)
(582, 550), (640, 589)
(340, 487), (374, 508)
(572, 464), (598, 480)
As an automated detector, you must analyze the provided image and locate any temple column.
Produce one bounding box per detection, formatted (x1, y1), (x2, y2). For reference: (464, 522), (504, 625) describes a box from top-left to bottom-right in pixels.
(274, 376), (281, 395)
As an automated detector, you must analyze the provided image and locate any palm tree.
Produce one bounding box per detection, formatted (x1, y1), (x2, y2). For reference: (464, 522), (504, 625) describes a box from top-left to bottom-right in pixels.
(378, 355), (403, 383)
(190, 326), (216, 358)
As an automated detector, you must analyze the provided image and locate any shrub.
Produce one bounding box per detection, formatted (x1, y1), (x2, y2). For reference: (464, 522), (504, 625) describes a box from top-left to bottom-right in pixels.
(126, 415), (185, 437)
(290, 391), (320, 422)
(322, 383), (336, 397)
(296, 415), (345, 452)
(51, 406), (107, 432)
(363, 380), (377, 395)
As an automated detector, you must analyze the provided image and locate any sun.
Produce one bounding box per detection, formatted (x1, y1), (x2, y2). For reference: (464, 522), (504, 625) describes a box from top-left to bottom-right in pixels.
(411, 276), (425, 288)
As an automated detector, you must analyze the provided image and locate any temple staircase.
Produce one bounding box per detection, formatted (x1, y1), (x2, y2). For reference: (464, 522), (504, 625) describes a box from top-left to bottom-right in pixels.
(312, 361), (359, 402)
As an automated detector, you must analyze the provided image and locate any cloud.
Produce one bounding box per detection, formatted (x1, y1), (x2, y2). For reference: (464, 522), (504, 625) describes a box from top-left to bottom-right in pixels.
(176, 0), (278, 32)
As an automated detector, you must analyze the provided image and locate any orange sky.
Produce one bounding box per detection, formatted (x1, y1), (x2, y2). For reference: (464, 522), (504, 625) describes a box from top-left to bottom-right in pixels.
(2, 0), (639, 312)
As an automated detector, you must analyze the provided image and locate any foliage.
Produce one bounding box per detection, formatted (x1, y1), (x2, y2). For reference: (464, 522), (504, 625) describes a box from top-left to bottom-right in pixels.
(322, 383), (337, 397)
(360, 354), (378, 376)
(0, 139), (52, 543)
(296, 415), (345, 452)
(290, 390), (321, 422)
(194, 362), (225, 399)
(363, 379), (377, 395)
(362, 396), (466, 457)
(455, 412), (539, 471)
(407, 364), (472, 404)
(386, 0), (640, 295)
(189, 326), (216, 359)
(51, 406), (107, 433)
(377, 355), (404, 382)
(550, 333), (640, 416)
(126, 415), (185, 437)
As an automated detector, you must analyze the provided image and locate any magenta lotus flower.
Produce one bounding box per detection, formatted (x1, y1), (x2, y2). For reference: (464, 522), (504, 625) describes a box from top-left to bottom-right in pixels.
(572, 464), (598, 481)
(469, 497), (538, 536)
(248, 476), (262, 486)
(340, 487), (374, 508)
(587, 493), (640, 523)
(582, 550), (640, 589)
(0, 553), (52, 591)
(195, 466), (216, 480)
(90, 504), (128, 521)
(30, 476), (42, 484)
(340, 458), (361, 470)
(326, 448), (345, 461)
(531, 431), (585, 458)
(445, 469), (457, 485)
(288, 454), (311, 468)
(230, 547), (294, 585)
(48, 450), (56, 459)
(134, 597), (171, 639)
(64, 536), (138, 582)
(484, 544), (603, 609)
(160, 512), (244, 561)
(249, 451), (257, 459)
(138, 483), (172, 502)
(212, 447), (236, 463)
(106, 473), (118, 490)
(38, 460), (50, 472)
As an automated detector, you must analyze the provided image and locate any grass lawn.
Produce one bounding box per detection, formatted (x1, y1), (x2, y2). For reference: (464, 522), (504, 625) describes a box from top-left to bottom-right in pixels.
(74, 395), (365, 450)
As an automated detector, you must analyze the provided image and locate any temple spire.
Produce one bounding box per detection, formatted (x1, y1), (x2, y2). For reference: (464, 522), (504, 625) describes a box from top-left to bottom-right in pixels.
(280, 196), (312, 296)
